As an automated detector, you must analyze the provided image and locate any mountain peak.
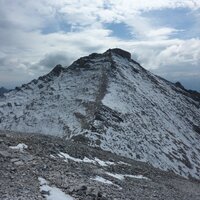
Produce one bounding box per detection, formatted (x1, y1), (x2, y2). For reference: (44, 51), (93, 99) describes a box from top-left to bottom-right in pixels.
(104, 48), (131, 59)
(50, 64), (64, 76)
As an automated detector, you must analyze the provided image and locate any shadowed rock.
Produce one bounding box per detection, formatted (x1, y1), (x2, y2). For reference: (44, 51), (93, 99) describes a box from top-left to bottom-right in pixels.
(105, 48), (131, 59)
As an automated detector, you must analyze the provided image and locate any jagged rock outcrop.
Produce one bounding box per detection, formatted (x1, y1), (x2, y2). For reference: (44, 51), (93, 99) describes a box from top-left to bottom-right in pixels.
(0, 48), (200, 180)
(175, 81), (200, 102)
(0, 87), (9, 97)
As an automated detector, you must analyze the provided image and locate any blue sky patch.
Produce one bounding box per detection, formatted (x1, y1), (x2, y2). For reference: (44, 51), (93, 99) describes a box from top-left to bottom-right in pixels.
(41, 14), (72, 34)
(142, 8), (199, 39)
(105, 23), (133, 40)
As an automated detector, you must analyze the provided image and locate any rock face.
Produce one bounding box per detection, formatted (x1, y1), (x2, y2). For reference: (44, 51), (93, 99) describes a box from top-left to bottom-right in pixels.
(0, 48), (200, 180)
(105, 48), (131, 59)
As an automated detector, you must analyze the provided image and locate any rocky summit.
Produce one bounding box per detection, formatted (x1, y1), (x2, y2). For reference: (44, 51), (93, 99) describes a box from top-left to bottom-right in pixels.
(0, 48), (200, 184)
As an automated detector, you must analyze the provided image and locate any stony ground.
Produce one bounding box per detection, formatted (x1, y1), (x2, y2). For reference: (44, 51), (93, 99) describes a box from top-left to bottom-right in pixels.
(0, 131), (200, 200)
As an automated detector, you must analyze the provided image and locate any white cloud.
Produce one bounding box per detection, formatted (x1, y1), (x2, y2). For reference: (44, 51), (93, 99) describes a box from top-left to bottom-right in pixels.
(0, 0), (55, 31)
(148, 28), (180, 40)
(153, 39), (200, 67)
(108, 0), (200, 11)
(0, 0), (199, 90)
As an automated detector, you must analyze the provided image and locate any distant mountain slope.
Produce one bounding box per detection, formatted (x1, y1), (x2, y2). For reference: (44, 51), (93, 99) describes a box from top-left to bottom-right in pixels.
(0, 48), (200, 180)
(0, 87), (9, 97)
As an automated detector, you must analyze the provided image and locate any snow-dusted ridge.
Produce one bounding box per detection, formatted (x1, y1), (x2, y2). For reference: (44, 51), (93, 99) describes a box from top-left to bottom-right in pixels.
(0, 48), (200, 180)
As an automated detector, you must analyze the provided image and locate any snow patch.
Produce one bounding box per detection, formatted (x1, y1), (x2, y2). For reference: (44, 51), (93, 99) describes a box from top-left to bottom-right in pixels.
(91, 176), (114, 185)
(117, 161), (131, 166)
(38, 177), (73, 200)
(58, 152), (115, 166)
(58, 152), (95, 164)
(50, 155), (56, 159)
(124, 174), (149, 180)
(9, 143), (28, 152)
(94, 157), (115, 166)
(106, 173), (124, 180)
(106, 172), (149, 180)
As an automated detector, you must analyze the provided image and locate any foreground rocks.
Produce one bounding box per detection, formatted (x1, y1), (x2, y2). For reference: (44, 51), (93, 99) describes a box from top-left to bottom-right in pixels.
(0, 131), (200, 200)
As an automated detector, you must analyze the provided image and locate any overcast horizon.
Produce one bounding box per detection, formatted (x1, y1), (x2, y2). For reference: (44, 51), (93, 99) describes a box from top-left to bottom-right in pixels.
(0, 0), (200, 91)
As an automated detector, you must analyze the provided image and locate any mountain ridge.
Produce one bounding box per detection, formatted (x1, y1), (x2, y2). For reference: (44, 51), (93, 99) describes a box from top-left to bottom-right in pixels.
(0, 48), (200, 180)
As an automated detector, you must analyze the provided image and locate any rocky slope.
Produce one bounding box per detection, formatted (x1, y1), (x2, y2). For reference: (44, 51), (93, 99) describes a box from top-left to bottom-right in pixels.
(0, 48), (200, 180)
(1, 131), (200, 200)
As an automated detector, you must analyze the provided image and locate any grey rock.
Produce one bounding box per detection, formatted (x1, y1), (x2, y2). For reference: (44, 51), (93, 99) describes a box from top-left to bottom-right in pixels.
(87, 187), (99, 197)
(10, 158), (20, 163)
(80, 185), (87, 191)
(14, 161), (24, 166)
(41, 190), (50, 196)
(0, 150), (11, 158)
(20, 154), (33, 162)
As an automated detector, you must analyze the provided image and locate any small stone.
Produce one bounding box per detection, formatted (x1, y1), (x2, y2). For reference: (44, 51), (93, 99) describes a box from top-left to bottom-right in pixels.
(20, 154), (33, 162)
(80, 185), (87, 191)
(10, 167), (17, 172)
(100, 197), (107, 200)
(68, 186), (75, 193)
(14, 161), (24, 166)
(0, 133), (7, 137)
(87, 187), (98, 197)
(11, 158), (20, 163)
(41, 190), (50, 196)
(98, 191), (103, 197)
(77, 190), (86, 196)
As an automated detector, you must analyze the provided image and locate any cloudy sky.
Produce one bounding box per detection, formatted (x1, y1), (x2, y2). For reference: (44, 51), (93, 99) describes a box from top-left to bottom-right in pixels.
(0, 0), (200, 91)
